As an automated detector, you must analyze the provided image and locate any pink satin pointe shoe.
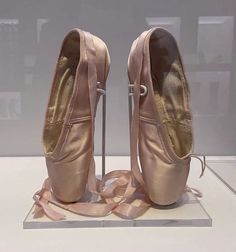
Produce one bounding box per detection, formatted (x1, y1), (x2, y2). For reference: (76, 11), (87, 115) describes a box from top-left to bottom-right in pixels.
(33, 28), (111, 219)
(34, 28), (149, 221)
(128, 27), (205, 206)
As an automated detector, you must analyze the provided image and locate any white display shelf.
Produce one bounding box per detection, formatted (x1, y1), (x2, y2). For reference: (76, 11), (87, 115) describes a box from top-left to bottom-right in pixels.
(23, 191), (211, 229)
(1, 156), (236, 252)
(206, 156), (236, 195)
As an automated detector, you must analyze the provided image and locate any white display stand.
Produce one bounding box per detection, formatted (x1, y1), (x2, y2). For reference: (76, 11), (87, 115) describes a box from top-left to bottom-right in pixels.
(4, 157), (236, 251)
(23, 191), (212, 229)
(207, 156), (236, 195)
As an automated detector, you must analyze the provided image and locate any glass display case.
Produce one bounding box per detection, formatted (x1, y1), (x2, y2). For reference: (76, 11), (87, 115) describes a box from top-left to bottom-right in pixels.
(0, 0), (236, 251)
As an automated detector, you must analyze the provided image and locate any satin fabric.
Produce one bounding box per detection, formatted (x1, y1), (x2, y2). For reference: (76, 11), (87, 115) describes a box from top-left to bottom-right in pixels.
(128, 27), (194, 205)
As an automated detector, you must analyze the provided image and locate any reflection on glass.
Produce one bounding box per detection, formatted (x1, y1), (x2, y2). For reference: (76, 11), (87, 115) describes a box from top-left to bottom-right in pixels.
(145, 17), (181, 43)
(0, 19), (19, 89)
(197, 16), (234, 64)
(187, 71), (230, 116)
(0, 19), (19, 29)
(37, 19), (49, 44)
(0, 92), (21, 120)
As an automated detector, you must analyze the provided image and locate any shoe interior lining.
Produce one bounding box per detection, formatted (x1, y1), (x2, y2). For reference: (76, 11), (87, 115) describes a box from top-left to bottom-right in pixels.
(43, 31), (80, 153)
(149, 29), (192, 158)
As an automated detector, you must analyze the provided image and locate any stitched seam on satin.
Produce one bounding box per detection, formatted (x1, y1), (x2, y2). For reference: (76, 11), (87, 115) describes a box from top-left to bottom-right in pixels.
(139, 116), (158, 125)
(54, 117), (93, 158)
(69, 116), (92, 124)
(45, 116), (92, 125)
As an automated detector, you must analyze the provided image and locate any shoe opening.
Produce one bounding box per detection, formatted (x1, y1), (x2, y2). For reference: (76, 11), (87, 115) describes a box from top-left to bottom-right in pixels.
(149, 28), (192, 158)
(43, 31), (80, 153)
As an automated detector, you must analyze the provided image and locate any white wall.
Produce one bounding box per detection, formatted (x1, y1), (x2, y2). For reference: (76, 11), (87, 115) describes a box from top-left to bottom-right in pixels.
(0, 0), (236, 155)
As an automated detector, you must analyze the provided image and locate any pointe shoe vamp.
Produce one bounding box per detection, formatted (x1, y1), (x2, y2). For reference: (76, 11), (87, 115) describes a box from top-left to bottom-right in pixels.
(45, 119), (92, 202)
(139, 120), (190, 205)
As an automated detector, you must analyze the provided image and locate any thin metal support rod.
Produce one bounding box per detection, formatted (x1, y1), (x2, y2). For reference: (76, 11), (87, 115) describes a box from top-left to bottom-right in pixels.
(102, 93), (106, 177)
(128, 95), (133, 133)
(128, 90), (133, 154)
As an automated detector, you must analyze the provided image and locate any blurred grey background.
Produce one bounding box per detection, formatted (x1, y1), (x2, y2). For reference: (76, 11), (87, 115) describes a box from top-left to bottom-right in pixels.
(0, 0), (236, 156)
